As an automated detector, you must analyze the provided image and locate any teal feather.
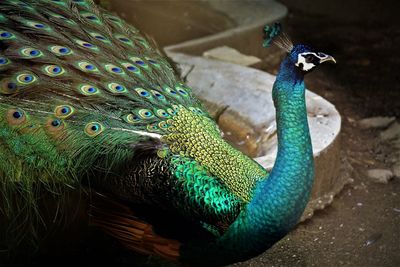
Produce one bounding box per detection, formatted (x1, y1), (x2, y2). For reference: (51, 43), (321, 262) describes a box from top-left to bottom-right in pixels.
(0, 0), (335, 265)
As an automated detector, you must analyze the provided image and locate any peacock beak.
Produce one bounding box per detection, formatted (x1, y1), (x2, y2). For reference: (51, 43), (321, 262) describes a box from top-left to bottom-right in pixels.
(319, 54), (336, 64)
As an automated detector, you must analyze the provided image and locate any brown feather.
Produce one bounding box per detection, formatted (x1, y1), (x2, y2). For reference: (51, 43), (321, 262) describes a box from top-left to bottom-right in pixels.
(88, 193), (181, 261)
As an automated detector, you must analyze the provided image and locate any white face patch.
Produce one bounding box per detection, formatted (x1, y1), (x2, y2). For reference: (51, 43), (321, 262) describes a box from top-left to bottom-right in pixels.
(295, 52), (329, 72)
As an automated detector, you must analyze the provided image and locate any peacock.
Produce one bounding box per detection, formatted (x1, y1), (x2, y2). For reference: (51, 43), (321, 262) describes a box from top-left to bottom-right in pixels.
(0, 0), (336, 265)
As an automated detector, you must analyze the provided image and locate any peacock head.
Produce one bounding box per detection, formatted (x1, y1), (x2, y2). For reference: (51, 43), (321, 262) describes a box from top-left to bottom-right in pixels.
(290, 44), (336, 73)
(263, 23), (336, 73)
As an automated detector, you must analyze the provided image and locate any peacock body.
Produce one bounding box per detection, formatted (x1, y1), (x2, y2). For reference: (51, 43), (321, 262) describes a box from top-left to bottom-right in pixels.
(0, 1), (335, 265)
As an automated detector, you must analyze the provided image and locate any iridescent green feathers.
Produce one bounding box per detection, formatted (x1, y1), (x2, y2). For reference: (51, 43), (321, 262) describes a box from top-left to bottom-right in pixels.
(0, 0), (271, 250)
(0, 0), (205, 172)
(0, 0), (207, 234)
(0, 1), (201, 127)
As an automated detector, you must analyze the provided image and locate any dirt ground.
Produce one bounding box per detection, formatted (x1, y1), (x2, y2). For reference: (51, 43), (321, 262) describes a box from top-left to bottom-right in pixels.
(2, 0), (400, 266)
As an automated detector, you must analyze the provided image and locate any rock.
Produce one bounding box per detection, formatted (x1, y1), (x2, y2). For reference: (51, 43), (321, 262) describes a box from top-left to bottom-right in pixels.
(393, 164), (400, 178)
(358, 116), (395, 129)
(380, 122), (400, 141)
(366, 169), (394, 183)
(202, 46), (262, 67)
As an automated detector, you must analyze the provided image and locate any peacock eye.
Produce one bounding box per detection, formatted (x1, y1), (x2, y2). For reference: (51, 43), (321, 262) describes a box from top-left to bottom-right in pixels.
(51, 119), (61, 127)
(20, 48), (43, 58)
(0, 57), (11, 66)
(305, 54), (314, 61)
(43, 65), (65, 77)
(77, 61), (99, 72)
(105, 64), (125, 75)
(16, 72), (38, 85)
(79, 84), (99, 95)
(7, 108), (27, 125)
(124, 114), (141, 124)
(84, 122), (104, 137)
(138, 109), (154, 119)
(134, 88), (151, 98)
(107, 82), (127, 93)
(55, 105), (74, 119)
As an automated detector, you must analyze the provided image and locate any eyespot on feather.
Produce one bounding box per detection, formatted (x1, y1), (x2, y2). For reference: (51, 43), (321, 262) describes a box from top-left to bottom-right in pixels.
(151, 90), (166, 101)
(130, 57), (148, 68)
(54, 105), (74, 119)
(121, 62), (140, 74)
(0, 57), (11, 67)
(15, 72), (38, 86)
(49, 45), (73, 56)
(105, 15), (122, 23)
(77, 61), (99, 73)
(79, 84), (100, 96)
(167, 108), (176, 115)
(145, 57), (160, 67)
(6, 108), (27, 126)
(107, 83), (127, 93)
(114, 34), (133, 46)
(104, 64), (125, 75)
(20, 48), (43, 58)
(89, 32), (111, 44)
(46, 118), (65, 134)
(124, 114), (141, 124)
(42, 65), (65, 77)
(23, 20), (51, 31)
(85, 122), (104, 137)
(80, 12), (101, 24)
(156, 109), (170, 118)
(147, 123), (158, 132)
(0, 30), (16, 40)
(0, 79), (18, 94)
(158, 121), (169, 130)
(104, 14), (123, 28)
(134, 88), (151, 98)
(189, 107), (198, 114)
(138, 109), (154, 119)
(75, 40), (99, 51)
(175, 85), (189, 96)
(164, 86), (179, 97)
(196, 108), (204, 114)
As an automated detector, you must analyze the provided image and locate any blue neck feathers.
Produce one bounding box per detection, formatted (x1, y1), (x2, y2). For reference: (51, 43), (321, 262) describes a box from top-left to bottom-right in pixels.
(181, 56), (315, 266)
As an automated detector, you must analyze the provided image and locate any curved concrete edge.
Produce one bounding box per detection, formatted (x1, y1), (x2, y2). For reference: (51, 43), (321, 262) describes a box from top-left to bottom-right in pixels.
(168, 52), (347, 218)
(165, 1), (287, 57)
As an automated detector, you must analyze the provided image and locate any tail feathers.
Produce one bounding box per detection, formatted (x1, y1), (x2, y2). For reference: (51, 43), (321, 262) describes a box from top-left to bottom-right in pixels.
(88, 193), (180, 261)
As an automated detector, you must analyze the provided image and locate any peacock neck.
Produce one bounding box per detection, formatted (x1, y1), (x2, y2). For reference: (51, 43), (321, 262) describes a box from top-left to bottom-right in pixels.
(273, 57), (313, 173)
(181, 57), (315, 265)
(252, 56), (314, 229)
